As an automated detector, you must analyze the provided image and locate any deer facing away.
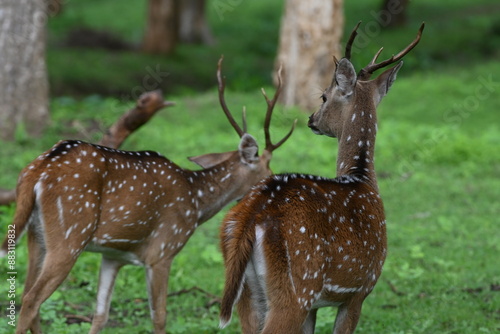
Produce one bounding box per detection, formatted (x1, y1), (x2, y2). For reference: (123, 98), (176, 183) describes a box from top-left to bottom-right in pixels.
(0, 57), (294, 334)
(219, 23), (424, 334)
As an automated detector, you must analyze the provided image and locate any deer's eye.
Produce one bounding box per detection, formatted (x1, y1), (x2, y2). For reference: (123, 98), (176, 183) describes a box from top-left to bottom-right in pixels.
(321, 94), (327, 103)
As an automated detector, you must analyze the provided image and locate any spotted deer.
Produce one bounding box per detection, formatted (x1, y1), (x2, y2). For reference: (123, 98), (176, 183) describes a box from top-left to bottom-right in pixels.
(0, 57), (295, 334)
(219, 23), (425, 334)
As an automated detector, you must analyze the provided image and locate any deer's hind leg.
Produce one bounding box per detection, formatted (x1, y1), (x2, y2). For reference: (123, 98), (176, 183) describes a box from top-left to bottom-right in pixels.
(332, 296), (365, 334)
(17, 197), (98, 333)
(303, 309), (318, 334)
(19, 227), (45, 334)
(17, 248), (80, 334)
(236, 282), (264, 334)
(260, 303), (309, 334)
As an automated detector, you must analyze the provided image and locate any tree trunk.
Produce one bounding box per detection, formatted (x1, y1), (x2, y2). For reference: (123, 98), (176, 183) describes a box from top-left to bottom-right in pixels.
(380, 0), (410, 28)
(274, 0), (344, 111)
(178, 0), (214, 45)
(0, 0), (50, 140)
(143, 0), (179, 54)
(143, 0), (213, 54)
(46, 0), (63, 16)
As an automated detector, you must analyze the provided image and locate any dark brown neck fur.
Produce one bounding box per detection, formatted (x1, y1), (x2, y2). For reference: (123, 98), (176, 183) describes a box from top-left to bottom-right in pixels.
(336, 83), (378, 190)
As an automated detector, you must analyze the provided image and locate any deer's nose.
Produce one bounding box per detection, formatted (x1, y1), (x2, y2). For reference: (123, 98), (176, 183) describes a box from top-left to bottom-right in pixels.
(308, 114), (324, 135)
(308, 114), (316, 128)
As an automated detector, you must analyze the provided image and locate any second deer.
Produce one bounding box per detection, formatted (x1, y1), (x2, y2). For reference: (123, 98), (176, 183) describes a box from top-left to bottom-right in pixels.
(0, 57), (294, 334)
(219, 23), (424, 333)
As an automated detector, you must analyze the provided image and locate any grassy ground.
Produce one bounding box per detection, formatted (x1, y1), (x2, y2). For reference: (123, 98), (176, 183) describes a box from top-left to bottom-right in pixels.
(1, 0), (499, 333)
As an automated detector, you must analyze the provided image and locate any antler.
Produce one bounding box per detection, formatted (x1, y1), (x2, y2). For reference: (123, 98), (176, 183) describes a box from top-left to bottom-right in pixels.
(345, 21), (362, 60)
(262, 64), (296, 152)
(217, 56), (246, 137)
(358, 22), (425, 80)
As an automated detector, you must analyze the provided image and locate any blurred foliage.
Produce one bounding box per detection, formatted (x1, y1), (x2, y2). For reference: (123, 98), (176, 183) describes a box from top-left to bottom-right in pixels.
(45, 0), (500, 97)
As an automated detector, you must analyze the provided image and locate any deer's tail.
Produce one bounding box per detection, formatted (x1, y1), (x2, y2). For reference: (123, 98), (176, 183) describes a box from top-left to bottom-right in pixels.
(218, 211), (257, 329)
(0, 168), (38, 257)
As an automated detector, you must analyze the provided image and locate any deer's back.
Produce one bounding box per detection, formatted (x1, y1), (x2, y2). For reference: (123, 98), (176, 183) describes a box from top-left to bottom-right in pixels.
(224, 173), (387, 307)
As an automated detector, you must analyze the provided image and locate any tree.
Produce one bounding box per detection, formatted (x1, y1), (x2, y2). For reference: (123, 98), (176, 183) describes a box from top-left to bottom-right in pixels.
(143, 0), (178, 54)
(142, 0), (213, 54)
(380, 0), (410, 28)
(274, 0), (344, 111)
(0, 0), (50, 140)
(178, 0), (214, 45)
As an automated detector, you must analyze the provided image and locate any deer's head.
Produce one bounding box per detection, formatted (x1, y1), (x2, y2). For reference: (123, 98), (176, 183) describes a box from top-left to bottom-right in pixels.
(309, 22), (424, 138)
(188, 57), (296, 200)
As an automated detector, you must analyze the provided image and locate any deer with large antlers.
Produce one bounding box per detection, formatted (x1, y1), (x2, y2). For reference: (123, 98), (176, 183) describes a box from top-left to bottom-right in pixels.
(219, 23), (424, 333)
(0, 57), (294, 334)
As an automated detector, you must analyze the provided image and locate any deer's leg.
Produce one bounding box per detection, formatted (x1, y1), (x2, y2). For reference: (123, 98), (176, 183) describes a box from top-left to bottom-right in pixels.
(236, 282), (262, 334)
(145, 260), (171, 334)
(16, 250), (79, 334)
(260, 304), (309, 334)
(332, 298), (364, 334)
(258, 270), (311, 334)
(20, 228), (45, 334)
(302, 309), (318, 334)
(88, 257), (124, 334)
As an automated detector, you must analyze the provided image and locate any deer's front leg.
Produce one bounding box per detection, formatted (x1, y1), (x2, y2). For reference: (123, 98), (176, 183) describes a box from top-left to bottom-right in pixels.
(145, 259), (172, 334)
(89, 257), (124, 334)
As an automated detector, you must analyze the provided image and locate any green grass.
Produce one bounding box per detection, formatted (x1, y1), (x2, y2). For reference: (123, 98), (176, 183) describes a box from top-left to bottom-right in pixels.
(1, 0), (500, 333)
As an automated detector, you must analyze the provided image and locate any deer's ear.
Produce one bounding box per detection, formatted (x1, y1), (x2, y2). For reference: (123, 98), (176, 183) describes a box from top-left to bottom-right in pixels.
(188, 151), (236, 168)
(334, 58), (357, 96)
(374, 61), (403, 104)
(239, 134), (259, 164)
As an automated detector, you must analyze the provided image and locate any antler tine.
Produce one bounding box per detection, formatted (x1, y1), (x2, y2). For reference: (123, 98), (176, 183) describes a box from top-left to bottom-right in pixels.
(217, 56), (245, 137)
(270, 119), (297, 152)
(241, 106), (248, 133)
(369, 47), (384, 65)
(345, 21), (361, 60)
(359, 22), (425, 80)
(262, 64), (282, 150)
(262, 64), (296, 152)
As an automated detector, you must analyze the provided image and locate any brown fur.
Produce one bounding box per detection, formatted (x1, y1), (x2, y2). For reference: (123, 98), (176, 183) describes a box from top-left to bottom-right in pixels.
(219, 23), (423, 333)
(2, 137), (272, 334)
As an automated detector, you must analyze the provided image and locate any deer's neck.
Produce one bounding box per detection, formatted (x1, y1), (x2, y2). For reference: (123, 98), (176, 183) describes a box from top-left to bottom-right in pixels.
(185, 161), (240, 224)
(336, 103), (378, 190)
